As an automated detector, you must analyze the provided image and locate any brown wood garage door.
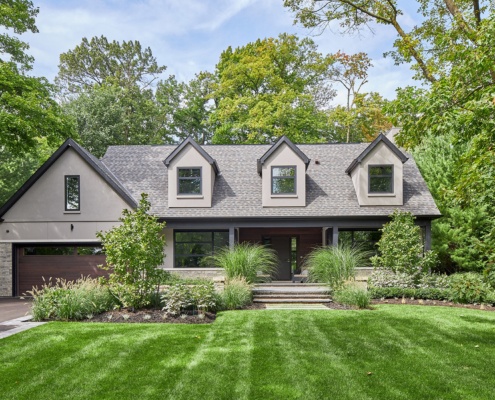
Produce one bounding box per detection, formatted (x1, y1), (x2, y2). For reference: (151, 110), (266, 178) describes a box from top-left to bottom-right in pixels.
(17, 245), (108, 295)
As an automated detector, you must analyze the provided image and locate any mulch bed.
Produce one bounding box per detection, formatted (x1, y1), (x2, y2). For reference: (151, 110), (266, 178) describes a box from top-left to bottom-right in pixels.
(80, 299), (494, 324)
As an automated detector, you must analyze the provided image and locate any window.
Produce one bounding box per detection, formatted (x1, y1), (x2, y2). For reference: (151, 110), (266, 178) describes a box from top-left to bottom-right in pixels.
(65, 175), (80, 211)
(178, 168), (202, 195)
(369, 165), (393, 193)
(338, 230), (381, 261)
(272, 166), (296, 194)
(174, 231), (229, 268)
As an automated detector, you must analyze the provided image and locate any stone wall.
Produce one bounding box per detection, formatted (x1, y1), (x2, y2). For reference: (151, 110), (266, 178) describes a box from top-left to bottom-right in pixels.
(163, 268), (225, 280)
(0, 243), (12, 297)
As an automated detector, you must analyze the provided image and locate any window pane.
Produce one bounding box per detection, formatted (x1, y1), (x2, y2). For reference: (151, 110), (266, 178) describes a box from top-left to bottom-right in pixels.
(24, 247), (75, 256)
(77, 246), (105, 256)
(369, 166), (392, 176)
(65, 176), (80, 210)
(272, 177), (296, 194)
(178, 178), (201, 194)
(174, 230), (228, 268)
(178, 168), (201, 178)
(176, 232), (212, 242)
(370, 177), (392, 193)
(273, 167), (295, 177)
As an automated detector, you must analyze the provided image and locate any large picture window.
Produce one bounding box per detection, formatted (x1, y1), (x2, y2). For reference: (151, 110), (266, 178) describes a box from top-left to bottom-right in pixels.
(174, 231), (229, 268)
(272, 166), (296, 194)
(338, 230), (381, 260)
(369, 165), (393, 193)
(65, 175), (80, 211)
(178, 168), (202, 195)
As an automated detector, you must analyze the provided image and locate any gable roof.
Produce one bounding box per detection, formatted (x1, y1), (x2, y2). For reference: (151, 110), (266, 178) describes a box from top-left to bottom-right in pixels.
(257, 135), (310, 174)
(164, 136), (219, 174)
(102, 142), (440, 219)
(0, 138), (137, 220)
(345, 133), (408, 174)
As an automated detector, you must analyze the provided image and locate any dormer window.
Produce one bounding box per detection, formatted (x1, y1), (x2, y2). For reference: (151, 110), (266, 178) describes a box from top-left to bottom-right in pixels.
(272, 166), (296, 194)
(178, 168), (202, 195)
(65, 175), (80, 211)
(369, 165), (393, 193)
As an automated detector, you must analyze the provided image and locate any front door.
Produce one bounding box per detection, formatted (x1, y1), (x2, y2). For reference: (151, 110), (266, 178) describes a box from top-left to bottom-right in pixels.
(270, 236), (292, 280)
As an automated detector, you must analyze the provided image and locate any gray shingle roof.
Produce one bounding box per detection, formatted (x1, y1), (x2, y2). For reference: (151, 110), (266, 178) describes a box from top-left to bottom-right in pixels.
(101, 142), (440, 219)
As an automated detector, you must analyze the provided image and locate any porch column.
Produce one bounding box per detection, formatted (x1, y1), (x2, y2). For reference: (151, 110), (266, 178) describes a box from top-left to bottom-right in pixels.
(229, 227), (235, 250)
(424, 223), (432, 251)
(322, 227), (329, 246)
(332, 227), (339, 247)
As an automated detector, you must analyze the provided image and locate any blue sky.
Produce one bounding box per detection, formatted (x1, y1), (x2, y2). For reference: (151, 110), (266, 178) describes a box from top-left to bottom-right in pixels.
(23, 0), (421, 105)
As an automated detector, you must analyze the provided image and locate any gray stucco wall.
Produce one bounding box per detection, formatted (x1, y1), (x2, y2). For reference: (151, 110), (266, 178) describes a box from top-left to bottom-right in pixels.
(0, 243), (12, 297)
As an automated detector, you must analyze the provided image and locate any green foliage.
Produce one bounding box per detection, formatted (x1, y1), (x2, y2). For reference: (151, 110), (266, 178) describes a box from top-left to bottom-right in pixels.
(304, 244), (372, 290)
(448, 272), (492, 304)
(161, 282), (217, 315)
(56, 35), (166, 94)
(209, 33), (335, 144)
(97, 193), (168, 309)
(163, 273), (212, 286)
(28, 276), (116, 321)
(219, 277), (253, 310)
(333, 285), (371, 309)
(368, 287), (451, 301)
(62, 83), (167, 157)
(207, 243), (277, 284)
(156, 73), (214, 144)
(0, 0), (38, 71)
(371, 211), (438, 274)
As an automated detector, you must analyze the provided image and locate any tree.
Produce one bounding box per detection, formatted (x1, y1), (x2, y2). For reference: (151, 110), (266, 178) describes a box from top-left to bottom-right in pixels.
(209, 33), (336, 144)
(62, 84), (168, 157)
(56, 35), (166, 95)
(327, 92), (392, 143)
(371, 211), (438, 275)
(0, 0), (72, 157)
(97, 194), (167, 309)
(156, 72), (215, 144)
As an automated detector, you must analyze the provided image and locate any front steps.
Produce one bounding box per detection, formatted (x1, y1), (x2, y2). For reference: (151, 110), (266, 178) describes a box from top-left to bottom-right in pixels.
(253, 282), (332, 304)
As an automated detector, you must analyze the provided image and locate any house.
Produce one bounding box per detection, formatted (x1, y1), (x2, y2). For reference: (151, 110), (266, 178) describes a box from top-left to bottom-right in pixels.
(0, 132), (440, 296)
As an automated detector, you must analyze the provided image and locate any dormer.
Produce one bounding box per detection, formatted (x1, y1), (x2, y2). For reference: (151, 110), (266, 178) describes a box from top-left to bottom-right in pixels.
(258, 136), (310, 207)
(345, 134), (408, 206)
(164, 137), (219, 208)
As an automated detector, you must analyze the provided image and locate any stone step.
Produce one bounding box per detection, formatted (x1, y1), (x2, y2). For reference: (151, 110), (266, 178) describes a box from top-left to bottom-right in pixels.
(253, 293), (330, 299)
(253, 297), (332, 303)
(255, 282), (324, 287)
(265, 304), (330, 310)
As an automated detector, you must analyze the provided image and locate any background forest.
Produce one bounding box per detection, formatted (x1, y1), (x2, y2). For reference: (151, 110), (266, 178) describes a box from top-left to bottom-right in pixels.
(1, 0), (494, 274)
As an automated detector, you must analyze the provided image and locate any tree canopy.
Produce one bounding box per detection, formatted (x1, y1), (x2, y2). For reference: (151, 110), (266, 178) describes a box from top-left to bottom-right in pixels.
(209, 34), (336, 144)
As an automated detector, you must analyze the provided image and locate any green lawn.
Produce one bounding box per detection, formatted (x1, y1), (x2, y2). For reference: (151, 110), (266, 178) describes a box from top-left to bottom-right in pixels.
(1, 305), (495, 400)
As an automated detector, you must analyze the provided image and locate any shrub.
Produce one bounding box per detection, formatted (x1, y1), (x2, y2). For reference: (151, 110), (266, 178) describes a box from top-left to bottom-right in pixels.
(368, 269), (417, 288)
(371, 210), (438, 274)
(162, 282), (217, 316)
(207, 243), (277, 283)
(333, 285), (371, 309)
(304, 244), (372, 290)
(220, 277), (253, 310)
(448, 272), (492, 304)
(28, 276), (116, 321)
(368, 287), (450, 301)
(97, 193), (169, 309)
(163, 273), (211, 286)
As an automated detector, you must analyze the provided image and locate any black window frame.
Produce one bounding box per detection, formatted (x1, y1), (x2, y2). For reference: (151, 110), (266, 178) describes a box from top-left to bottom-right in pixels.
(368, 165), (394, 194)
(271, 165), (297, 195)
(65, 175), (80, 211)
(174, 230), (229, 268)
(177, 167), (202, 195)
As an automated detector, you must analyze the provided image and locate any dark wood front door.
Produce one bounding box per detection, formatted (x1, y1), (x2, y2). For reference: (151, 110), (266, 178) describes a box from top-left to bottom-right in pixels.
(270, 236), (292, 280)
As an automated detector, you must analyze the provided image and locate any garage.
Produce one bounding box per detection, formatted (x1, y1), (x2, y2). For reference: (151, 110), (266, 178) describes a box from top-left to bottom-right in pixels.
(16, 245), (108, 296)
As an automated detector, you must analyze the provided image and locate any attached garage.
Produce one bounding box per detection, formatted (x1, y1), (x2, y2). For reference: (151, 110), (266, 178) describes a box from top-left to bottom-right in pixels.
(15, 244), (108, 296)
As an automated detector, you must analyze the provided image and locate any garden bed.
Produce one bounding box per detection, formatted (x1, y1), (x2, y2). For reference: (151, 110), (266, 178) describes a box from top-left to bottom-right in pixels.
(372, 298), (495, 311)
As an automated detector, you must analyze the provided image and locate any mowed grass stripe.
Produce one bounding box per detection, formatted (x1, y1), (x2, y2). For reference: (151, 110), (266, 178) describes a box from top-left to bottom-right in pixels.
(1, 306), (495, 400)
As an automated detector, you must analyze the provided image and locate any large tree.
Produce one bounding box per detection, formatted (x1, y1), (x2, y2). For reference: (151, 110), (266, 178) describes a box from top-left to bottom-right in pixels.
(209, 33), (336, 144)
(284, 0), (495, 271)
(57, 36), (169, 153)
(0, 0), (72, 156)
